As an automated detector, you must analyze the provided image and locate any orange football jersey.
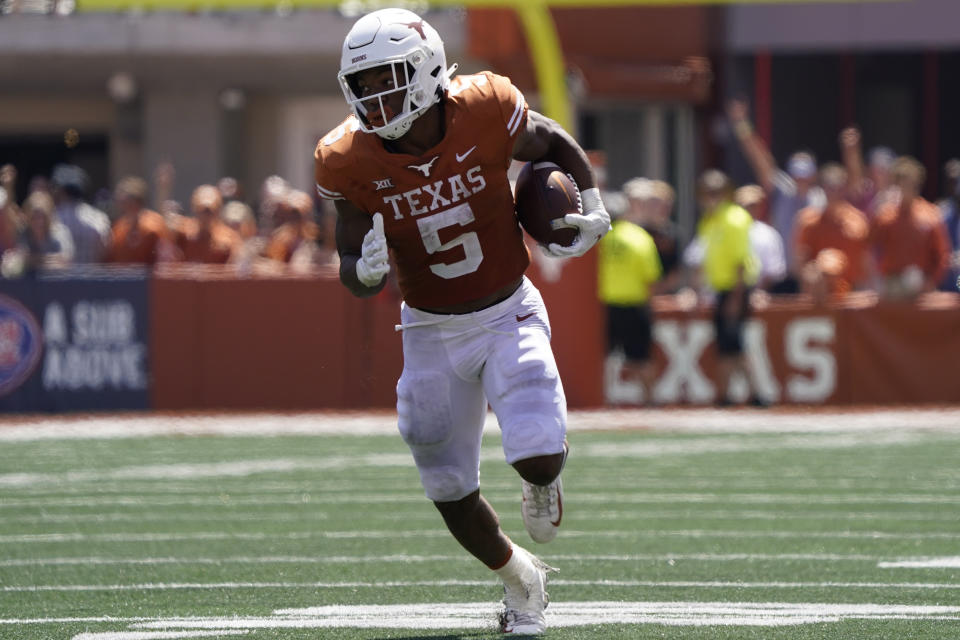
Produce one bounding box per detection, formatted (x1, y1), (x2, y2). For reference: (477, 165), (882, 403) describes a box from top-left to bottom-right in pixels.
(314, 72), (530, 309)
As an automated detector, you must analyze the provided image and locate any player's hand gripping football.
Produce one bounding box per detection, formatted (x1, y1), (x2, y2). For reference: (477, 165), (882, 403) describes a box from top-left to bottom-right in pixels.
(545, 188), (611, 258)
(355, 212), (390, 287)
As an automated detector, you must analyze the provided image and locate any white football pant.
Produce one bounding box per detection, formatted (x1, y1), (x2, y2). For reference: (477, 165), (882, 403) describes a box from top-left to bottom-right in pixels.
(395, 277), (568, 502)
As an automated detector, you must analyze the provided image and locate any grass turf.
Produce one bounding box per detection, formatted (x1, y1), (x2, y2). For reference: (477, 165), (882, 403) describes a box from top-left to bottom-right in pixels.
(1, 413), (959, 639)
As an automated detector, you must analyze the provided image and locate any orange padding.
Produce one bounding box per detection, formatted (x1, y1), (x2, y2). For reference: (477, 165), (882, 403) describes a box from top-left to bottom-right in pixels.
(149, 253), (606, 411)
(150, 261), (960, 410)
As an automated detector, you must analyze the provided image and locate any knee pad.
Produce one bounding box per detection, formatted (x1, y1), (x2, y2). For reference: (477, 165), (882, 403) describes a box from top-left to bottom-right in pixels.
(418, 465), (477, 503)
(396, 370), (454, 448)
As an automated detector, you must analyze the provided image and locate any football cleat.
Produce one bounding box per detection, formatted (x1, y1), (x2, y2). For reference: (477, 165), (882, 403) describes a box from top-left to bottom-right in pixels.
(498, 547), (553, 635)
(520, 442), (567, 544)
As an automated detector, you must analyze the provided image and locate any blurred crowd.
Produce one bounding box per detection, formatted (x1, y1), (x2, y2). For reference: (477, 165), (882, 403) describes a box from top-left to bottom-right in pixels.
(0, 161), (339, 278)
(599, 99), (960, 306)
(596, 101), (959, 406)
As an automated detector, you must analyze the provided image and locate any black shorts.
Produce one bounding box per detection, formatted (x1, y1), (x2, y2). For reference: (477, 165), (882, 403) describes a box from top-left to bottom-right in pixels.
(713, 288), (751, 356)
(606, 304), (653, 362)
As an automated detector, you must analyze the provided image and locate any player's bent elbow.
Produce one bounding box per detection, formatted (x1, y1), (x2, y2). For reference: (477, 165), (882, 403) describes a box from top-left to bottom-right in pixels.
(339, 260), (385, 298)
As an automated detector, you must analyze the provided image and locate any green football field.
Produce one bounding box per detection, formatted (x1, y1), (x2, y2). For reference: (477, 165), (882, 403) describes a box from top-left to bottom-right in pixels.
(2, 408), (960, 640)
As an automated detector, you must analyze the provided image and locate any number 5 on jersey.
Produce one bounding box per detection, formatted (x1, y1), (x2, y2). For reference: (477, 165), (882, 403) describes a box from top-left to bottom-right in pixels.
(416, 202), (483, 279)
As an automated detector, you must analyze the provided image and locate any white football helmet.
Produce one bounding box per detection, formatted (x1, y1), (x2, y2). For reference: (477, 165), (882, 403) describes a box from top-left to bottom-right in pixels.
(338, 8), (457, 140)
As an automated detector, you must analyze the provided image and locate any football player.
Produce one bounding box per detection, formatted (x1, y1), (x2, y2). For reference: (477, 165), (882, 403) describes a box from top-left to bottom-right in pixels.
(315, 8), (610, 635)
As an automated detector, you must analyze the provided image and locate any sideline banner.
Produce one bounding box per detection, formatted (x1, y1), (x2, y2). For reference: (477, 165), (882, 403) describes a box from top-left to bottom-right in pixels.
(601, 292), (960, 406)
(0, 268), (151, 412)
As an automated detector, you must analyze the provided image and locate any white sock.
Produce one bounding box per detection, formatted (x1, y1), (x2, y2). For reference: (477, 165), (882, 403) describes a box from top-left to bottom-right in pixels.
(493, 544), (530, 590)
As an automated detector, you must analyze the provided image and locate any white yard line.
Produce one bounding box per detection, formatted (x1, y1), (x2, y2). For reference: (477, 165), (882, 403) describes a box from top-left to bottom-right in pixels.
(5, 491), (960, 509)
(6, 579), (960, 593)
(4, 601), (960, 637)
(879, 557), (960, 568)
(2, 431), (958, 489)
(74, 632), (248, 640)
(0, 552), (894, 568)
(3, 508), (958, 526)
(1, 408), (960, 442)
(7, 474), (960, 493)
(3, 528), (960, 544)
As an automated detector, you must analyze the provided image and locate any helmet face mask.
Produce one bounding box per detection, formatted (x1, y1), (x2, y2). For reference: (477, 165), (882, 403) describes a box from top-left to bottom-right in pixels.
(338, 9), (455, 140)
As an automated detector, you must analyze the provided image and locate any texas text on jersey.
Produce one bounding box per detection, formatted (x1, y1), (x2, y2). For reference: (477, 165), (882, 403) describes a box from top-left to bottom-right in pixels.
(314, 71), (530, 310)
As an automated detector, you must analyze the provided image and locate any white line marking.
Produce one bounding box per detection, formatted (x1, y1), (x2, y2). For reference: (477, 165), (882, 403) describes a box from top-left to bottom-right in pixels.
(2, 431), (958, 489)
(2, 602), (958, 638)
(6, 491), (960, 509)
(4, 528), (960, 545)
(879, 557), (960, 568)
(2, 408), (960, 442)
(73, 633), (247, 640)
(4, 433), (941, 487)
(5, 508), (957, 526)
(60, 601), (960, 638)
(0, 552), (892, 568)
(8, 579), (960, 593)
(0, 454), (412, 488)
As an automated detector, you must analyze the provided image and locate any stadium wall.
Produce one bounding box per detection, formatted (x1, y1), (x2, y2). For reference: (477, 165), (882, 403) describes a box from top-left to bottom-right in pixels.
(1, 258), (958, 413)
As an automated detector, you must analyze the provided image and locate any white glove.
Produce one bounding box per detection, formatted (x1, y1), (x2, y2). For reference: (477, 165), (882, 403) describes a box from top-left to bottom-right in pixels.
(546, 188), (611, 258)
(355, 212), (390, 287)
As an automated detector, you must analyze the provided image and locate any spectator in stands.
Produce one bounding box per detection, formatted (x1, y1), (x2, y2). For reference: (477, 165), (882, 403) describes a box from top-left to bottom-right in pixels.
(264, 189), (321, 271)
(870, 157), (951, 299)
(0, 164), (24, 232)
(839, 126), (896, 217)
(50, 164), (111, 264)
(221, 200), (259, 241)
(220, 200), (264, 276)
(19, 191), (74, 273)
(27, 174), (52, 197)
(734, 184), (787, 293)
(624, 177), (681, 292)
(175, 184), (243, 264)
(0, 188), (20, 271)
(695, 169), (764, 406)
(0, 164), (16, 207)
(937, 158), (960, 292)
(105, 176), (174, 265)
(257, 174), (290, 235)
(152, 161), (181, 221)
(726, 99), (825, 289)
(597, 188), (663, 405)
(793, 163), (872, 298)
(217, 176), (243, 205)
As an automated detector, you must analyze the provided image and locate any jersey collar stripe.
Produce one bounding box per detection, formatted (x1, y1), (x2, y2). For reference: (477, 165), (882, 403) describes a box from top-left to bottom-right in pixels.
(507, 87), (525, 136)
(316, 184), (344, 200)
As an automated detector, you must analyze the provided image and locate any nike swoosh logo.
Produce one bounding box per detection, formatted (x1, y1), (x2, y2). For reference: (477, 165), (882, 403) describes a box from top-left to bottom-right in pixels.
(551, 491), (563, 527)
(515, 312), (534, 322)
(456, 146), (477, 163)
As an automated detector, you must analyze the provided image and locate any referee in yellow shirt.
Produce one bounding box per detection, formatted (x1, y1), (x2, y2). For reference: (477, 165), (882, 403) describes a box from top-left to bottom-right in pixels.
(598, 187), (663, 404)
(696, 170), (764, 406)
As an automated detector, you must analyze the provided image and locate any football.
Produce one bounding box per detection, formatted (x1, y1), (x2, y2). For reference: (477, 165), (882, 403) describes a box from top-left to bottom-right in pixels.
(514, 161), (580, 248)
